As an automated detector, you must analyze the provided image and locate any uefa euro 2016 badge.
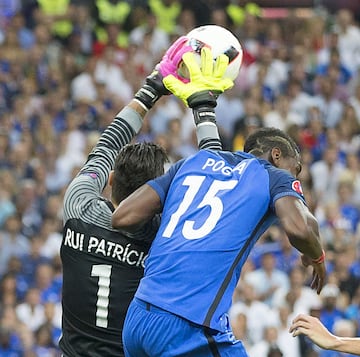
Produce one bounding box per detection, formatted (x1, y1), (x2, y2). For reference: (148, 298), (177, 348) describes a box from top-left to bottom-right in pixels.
(292, 180), (303, 195)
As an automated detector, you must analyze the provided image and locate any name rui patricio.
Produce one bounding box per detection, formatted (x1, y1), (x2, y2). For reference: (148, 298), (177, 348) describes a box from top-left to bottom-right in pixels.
(63, 228), (148, 268)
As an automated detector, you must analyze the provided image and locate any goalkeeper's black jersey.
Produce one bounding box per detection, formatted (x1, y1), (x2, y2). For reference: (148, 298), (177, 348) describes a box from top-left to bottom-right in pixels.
(59, 115), (160, 357)
(60, 217), (152, 357)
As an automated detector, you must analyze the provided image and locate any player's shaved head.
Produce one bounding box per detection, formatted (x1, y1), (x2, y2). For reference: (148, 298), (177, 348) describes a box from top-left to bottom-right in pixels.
(244, 127), (299, 158)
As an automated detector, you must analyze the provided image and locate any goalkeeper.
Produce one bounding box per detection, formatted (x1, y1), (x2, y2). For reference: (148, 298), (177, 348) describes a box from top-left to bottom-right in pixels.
(60, 37), (233, 357)
(112, 47), (327, 356)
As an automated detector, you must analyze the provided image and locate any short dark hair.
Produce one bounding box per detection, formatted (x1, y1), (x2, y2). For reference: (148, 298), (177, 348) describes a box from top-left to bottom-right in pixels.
(243, 127), (299, 158)
(112, 142), (169, 204)
(267, 346), (283, 357)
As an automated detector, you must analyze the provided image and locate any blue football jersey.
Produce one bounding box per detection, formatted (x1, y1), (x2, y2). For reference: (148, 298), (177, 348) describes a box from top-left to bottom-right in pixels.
(136, 149), (305, 332)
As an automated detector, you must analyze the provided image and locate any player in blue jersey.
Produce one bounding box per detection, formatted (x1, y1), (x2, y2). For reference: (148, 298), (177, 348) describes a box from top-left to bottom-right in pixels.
(111, 51), (327, 357)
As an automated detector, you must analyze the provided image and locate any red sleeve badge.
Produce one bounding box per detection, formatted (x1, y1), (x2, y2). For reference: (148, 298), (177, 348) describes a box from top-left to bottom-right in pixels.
(292, 180), (303, 195)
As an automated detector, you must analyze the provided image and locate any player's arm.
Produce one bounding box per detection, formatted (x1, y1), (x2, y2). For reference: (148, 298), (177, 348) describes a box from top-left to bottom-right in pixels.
(275, 196), (326, 294)
(63, 39), (185, 222)
(111, 185), (161, 231)
(164, 47), (234, 151)
(112, 159), (182, 231)
(289, 314), (360, 355)
(112, 49), (235, 231)
(63, 86), (163, 223)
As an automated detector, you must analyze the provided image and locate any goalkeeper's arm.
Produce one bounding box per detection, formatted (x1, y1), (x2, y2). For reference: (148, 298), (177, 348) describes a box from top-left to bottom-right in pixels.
(164, 47), (234, 151)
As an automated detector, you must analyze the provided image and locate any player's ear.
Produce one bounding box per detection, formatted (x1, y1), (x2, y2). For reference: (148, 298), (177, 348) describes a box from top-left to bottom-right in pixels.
(269, 147), (282, 167)
(108, 170), (114, 187)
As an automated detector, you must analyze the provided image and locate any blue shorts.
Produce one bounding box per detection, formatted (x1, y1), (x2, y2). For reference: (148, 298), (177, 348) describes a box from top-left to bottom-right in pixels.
(122, 298), (249, 357)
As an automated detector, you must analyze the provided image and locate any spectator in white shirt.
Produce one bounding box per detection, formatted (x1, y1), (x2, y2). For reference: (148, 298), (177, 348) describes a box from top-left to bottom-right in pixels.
(244, 252), (290, 307)
(230, 282), (279, 346)
(16, 287), (45, 331)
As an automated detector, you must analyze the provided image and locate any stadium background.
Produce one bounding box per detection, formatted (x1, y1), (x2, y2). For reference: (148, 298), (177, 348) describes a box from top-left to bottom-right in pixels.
(1, 0), (360, 356)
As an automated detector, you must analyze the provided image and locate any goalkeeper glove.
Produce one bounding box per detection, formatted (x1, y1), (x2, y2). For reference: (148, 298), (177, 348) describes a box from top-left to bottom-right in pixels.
(134, 69), (168, 111)
(134, 36), (192, 111)
(163, 47), (234, 124)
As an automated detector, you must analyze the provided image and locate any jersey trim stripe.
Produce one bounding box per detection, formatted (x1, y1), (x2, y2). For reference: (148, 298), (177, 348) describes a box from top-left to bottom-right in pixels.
(204, 331), (221, 357)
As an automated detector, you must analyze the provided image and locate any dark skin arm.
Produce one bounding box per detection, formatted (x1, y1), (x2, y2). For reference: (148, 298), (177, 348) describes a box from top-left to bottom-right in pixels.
(112, 184), (161, 232)
(275, 195), (326, 294)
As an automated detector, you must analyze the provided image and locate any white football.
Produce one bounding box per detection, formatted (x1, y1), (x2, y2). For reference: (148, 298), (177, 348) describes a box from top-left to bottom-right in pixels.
(178, 25), (243, 81)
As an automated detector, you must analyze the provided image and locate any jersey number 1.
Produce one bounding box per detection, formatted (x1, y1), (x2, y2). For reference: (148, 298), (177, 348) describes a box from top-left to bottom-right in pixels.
(91, 264), (112, 328)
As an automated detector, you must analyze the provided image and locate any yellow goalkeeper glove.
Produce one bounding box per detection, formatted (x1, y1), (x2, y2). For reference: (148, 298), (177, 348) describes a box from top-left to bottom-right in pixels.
(163, 47), (234, 109)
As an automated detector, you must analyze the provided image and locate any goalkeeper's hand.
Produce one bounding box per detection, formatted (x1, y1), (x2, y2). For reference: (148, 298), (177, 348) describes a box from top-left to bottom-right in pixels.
(134, 36), (192, 111)
(163, 47), (234, 109)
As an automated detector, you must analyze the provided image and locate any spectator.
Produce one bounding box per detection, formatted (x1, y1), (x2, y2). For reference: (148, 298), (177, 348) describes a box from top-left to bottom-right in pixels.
(10, 12), (35, 50)
(71, 4), (95, 56)
(287, 78), (315, 126)
(18, 237), (50, 294)
(334, 9), (360, 74)
(15, 287), (45, 332)
(128, 10), (169, 62)
(0, 215), (30, 277)
(0, 326), (22, 356)
(0, 273), (18, 307)
(92, 23), (128, 64)
(34, 263), (59, 304)
(263, 94), (302, 131)
(319, 284), (345, 334)
(230, 282), (278, 346)
(0, 186), (16, 228)
(34, 0), (75, 42)
(277, 304), (301, 357)
(148, 0), (181, 34)
(336, 104), (360, 160)
(316, 48), (352, 85)
(310, 145), (345, 205)
(330, 249), (360, 302)
(273, 265), (321, 316)
(244, 252), (290, 307)
(349, 83), (360, 123)
(344, 285), (360, 335)
(232, 95), (263, 151)
(313, 75), (343, 128)
(337, 180), (360, 235)
(94, 46), (132, 103)
(33, 323), (58, 356)
(248, 326), (284, 357)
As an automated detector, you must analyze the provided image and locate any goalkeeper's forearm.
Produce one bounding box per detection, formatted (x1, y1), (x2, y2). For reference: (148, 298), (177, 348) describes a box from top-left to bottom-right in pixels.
(194, 106), (222, 151)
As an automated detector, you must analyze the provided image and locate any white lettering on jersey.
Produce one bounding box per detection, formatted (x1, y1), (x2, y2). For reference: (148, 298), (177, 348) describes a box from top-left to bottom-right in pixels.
(63, 228), (147, 267)
(202, 158), (249, 176)
(64, 228), (85, 251)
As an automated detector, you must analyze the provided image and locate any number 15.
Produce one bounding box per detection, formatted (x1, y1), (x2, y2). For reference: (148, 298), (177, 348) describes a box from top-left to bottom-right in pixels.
(163, 176), (237, 240)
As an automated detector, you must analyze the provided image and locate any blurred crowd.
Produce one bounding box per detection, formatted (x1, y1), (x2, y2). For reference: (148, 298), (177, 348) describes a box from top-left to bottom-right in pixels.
(1, 0), (360, 356)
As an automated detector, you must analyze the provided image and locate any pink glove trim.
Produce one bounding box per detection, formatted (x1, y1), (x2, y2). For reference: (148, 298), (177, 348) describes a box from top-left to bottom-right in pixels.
(158, 36), (193, 82)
